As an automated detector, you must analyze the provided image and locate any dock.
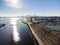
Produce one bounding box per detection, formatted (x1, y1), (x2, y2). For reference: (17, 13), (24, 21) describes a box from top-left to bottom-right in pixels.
(28, 23), (60, 45)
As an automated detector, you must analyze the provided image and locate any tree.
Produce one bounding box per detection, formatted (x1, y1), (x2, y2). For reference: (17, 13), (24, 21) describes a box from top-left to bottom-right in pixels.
(23, 18), (30, 23)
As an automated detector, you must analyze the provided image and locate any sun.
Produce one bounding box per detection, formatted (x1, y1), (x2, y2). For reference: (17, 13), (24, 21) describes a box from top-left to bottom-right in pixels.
(4, 0), (23, 8)
(11, 0), (18, 4)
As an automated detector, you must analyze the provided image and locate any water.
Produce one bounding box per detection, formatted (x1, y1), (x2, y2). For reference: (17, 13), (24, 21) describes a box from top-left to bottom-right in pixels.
(46, 25), (60, 31)
(0, 17), (34, 45)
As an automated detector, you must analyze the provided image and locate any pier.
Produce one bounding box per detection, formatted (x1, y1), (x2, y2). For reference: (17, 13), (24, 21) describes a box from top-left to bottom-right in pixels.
(28, 23), (60, 45)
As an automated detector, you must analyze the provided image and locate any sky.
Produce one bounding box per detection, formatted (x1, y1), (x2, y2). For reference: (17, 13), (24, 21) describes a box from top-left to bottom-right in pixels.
(0, 0), (60, 17)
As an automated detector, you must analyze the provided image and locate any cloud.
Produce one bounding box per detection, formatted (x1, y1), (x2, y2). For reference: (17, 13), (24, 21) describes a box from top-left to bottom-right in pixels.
(4, 0), (23, 8)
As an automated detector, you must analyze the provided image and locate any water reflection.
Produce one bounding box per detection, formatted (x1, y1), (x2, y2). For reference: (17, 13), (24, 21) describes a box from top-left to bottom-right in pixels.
(10, 18), (20, 42)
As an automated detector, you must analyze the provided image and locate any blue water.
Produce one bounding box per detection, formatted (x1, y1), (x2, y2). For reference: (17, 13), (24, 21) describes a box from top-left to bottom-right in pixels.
(0, 18), (34, 45)
(46, 25), (60, 31)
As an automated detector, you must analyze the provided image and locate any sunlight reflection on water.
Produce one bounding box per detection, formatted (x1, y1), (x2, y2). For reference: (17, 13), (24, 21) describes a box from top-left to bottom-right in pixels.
(10, 18), (20, 42)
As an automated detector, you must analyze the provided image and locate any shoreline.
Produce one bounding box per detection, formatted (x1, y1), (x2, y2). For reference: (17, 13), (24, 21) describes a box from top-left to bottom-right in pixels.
(28, 24), (45, 45)
(27, 24), (39, 45)
(22, 21), (39, 45)
(23, 21), (45, 45)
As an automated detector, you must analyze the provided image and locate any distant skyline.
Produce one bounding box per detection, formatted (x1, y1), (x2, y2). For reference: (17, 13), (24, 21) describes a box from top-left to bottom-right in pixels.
(0, 0), (60, 17)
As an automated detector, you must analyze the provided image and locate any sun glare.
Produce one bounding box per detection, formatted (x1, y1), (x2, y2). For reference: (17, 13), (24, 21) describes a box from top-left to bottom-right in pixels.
(10, 18), (20, 42)
(4, 0), (23, 8)
(11, 0), (18, 4)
